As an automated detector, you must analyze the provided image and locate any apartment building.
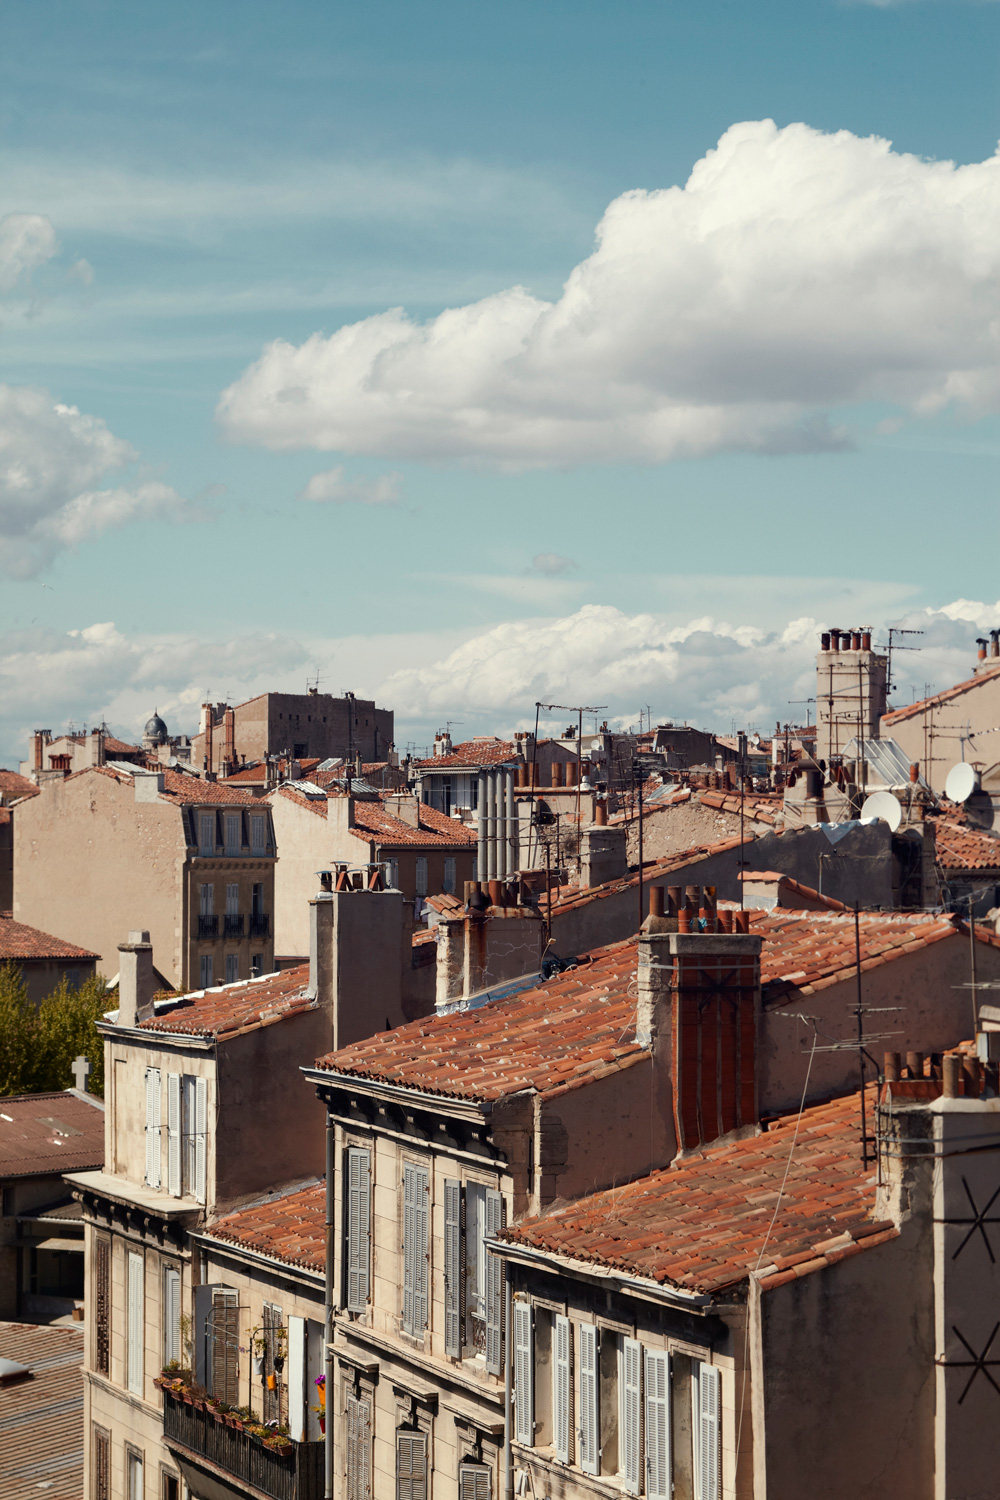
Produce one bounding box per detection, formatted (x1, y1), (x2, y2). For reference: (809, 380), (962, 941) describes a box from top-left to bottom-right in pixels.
(192, 691), (394, 778)
(14, 765), (276, 989)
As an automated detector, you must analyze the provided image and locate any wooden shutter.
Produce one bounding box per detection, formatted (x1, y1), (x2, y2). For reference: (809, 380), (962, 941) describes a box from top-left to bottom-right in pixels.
(696, 1364), (720, 1500)
(346, 1147), (371, 1313)
(553, 1314), (573, 1464)
(194, 1075), (207, 1203)
(578, 1323), (599, 1476)
(287, 1316), (306, 1442)
(619, 1337), (642, 1496)
(458, 1462), (491, 1500)
(347, 1393), (373, 1500)
(443, 1179), (462, 1357)
(167, 1073), (181, 1197)
(127, 1251), (143, 1395)
(484, 1188), (504, 1375)
(263, 1301), (282, 1421)
(145, 1067), (161, 1188)
(644, 1350), (671, 1500)
(92, 1425), (110, 1500)
(513, 1300), (533, 1447)
(94, 1237), (110, 1375)
(396, 1430), (427, 1500)
(211, 1288), (240, 1405)
(402, 1163), (428, 1336)
(163, 1267), (181, 1367)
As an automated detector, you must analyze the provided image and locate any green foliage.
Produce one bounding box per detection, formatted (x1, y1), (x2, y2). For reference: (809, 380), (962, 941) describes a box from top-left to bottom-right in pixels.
(0, 964), (111, 1097)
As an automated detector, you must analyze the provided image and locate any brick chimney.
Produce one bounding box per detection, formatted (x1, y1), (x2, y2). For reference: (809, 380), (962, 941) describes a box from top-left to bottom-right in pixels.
(117, 930), (155, 1027)
(307, 867), (407, 1048)
(579, 818), (627, 888)
(637, 888), (762, 1151)
(435, 900), (545, 1011)
(32, 730), (50, 772)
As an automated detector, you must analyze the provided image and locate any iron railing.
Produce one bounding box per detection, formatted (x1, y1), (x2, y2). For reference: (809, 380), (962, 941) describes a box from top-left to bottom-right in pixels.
(249, 913), (270, 937)
(161, 1388), (323, 1500)
(224, 913), (245, 938)
(197, 914), (219, 938)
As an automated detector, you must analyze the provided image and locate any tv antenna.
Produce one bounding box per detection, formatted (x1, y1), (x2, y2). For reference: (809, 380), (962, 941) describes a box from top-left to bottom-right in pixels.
(883, 626), (923, 697)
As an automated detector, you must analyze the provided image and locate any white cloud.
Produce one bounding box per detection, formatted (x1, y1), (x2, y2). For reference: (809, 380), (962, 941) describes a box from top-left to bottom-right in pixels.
(529, 552), (577, 576)
(299, 466), (401, 506)
(0, 213), (57, 293)
(0, 385), (190, 576)
(218, 120), (1000, 466)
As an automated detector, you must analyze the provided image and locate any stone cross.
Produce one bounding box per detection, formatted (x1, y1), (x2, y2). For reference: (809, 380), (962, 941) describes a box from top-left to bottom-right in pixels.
(72, 1055), (91, 1093)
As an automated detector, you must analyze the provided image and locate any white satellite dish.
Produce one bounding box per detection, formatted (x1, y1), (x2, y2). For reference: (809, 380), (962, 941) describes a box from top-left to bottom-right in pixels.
(945, 762), (979, 803)
(861, 790), (903, 832)
(590, 739), (604, 757)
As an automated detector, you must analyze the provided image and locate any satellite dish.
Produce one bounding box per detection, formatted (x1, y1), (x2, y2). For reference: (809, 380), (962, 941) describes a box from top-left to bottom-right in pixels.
(589, 739), (604, 757)
(861, 791), (903, 832)
(945, 762), (979, 803)
(750, 733), (761, 748)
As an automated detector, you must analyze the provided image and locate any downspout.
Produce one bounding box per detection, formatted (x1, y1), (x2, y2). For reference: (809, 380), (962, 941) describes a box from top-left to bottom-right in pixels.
(503, 1267), (514, 1500)
(324, 1110), (335, 1500)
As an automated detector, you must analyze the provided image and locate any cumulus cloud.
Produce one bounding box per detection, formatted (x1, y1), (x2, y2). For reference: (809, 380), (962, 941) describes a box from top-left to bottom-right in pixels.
(0, 385), (191, 576)
(299, 465), (401, 505)
(218, 120), (1000, 466)
(0, 213), (57, 293)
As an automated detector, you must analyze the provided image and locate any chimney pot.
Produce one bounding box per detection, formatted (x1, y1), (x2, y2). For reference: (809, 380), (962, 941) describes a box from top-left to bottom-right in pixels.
(594, 801), (608, 827)
(830, 629), (841, 653)
(977, 638), (988, 662)
(649, 885), (664, 919)
(861, 630), (871, 652)
(992, 629), (1000, 658)
(884, 1050), (901, 1082)
(820, 632), (831, 651)
(942, 1053), (961, 1098)
(906, 1050), (925, 1080)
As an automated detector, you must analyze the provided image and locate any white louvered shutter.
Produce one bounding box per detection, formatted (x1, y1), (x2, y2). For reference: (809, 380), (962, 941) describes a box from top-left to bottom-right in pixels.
(402, 1163), (429, 1335)
(513, 1300), (534, 1447)
(347, 1393), (373, 1500)
(484, 1188), (504, 1375)
(578, 1323), (599, 1476)
(620, 1337), (642, 1496)
(287, 1316), (306, 1442)
(167, 1072), (181, 1196)
(645, 1350), (671, 1500)
(396, 1430), (427, 1500)
(194, 1075), (207, 1203)
(163, 1267), (180, 1366)
(346, 1147), (371, 1312)
(696, 1364), (720, 1500)
(554, 1314), (573, 1464)
(443, 1178), (462, 1357)
(127, 1252), (143, 1395)
(145, 1067), (161, 1188)
(458, 1462), (491, 1500)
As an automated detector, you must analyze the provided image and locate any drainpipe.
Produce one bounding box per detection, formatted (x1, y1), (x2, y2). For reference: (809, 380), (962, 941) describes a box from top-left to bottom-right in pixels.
(324, 1111), (335, 1500)
(503, 1268), (514, 1500)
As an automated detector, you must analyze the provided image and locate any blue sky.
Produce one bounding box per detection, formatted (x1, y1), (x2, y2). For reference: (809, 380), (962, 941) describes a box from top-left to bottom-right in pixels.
(2, 0), (999, 759)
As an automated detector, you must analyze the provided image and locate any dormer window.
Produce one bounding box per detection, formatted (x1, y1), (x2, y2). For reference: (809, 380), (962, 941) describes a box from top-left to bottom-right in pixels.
(198, 813), (216, 855)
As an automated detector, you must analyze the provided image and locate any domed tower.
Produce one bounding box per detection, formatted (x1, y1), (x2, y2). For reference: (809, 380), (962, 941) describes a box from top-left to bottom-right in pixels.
(143, 710), (169, 751)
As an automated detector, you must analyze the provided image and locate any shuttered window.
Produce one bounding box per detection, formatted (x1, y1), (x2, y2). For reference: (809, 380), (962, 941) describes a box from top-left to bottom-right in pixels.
(458, 1462), (491, 1500)
(396, 1430), (427, 1500)
(163, 1267), (181, 1367)
(166, 1074), (181, 1197)
(263, 1301), (283, 1422)
(484, 1189), (504, 1375)
(619, 1337), (642, 1496)
(224, 815), (241, 854)
(443, 1179), (463, 1358)
(251, 814), (267, 854)
(346, 1147), (372, 1313)
(415, 857), (428, 897)
(183, 1075), (207, 1203)
(644, 1350), (671, 1500)
(93, 1425), (110, 1500)
(126, 1449), (143, 1500)
(553, 1314), (573, 1465)
(200, 955), (214, 988)
(226, 882), (239, 915)
(145, 1067), (161, 1188)
(578, 1324), (600, 1476)
(127, 1251), (144, 1395)
(94, 1236), (110, 1375)
(199, 882), (214, 916)
(695, 1363), (720, 1500)
(513, 1300), (533, 1447)
(199, 813), (215, 854)
(346, 1393), (373, 1500)
(207, 1288), (239, 1404)
(402, 1163), (429, 1337)
(443, 858), (456, 894)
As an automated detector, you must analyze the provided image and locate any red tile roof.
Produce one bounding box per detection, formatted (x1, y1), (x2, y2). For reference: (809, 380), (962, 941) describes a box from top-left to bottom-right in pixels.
(102, 736), (143, 756)
(205, 1179), (325, 1273)
(0, 1322), (86, 1497)
(932, 817), (1000, 872)
(550, 838), (745, 915)
(738, 872), (848, 912)
(416, 738), (520, 770)
(0, 914), (99, 963)
(0, 1091), (104, 1178)
(349, 800), (476, 849)
(502, 1087), (893, 1294)
(138, 963), (312, 1039)
(0, 769), (38, 804)
(755, 908), (979, 1000)
(71, 764), (263, 806)
(882, 662), (1000, 727)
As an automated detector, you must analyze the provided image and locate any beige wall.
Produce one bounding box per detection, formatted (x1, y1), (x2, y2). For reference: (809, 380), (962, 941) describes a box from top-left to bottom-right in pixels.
(882, 663), (1000, 795)
(185, 855), (275, 986)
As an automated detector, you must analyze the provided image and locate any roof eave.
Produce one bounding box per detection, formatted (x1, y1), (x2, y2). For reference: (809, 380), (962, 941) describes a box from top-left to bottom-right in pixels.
(489, 1237), (716, 1311)
(301, 1064), (494, 1123)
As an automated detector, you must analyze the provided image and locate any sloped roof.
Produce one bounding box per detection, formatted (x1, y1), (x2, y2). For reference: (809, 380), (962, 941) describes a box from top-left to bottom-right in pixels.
(0, 1322), (85, 1499)
(137, 963), (312, 1039)
(416, 738), (520, 770)
(0, 1092), (104, 1178)
(550, 837), (744, 916)
(501, 1087), (893, 1294)
(205, 1179), (325, 1272)
(933, 817), (1000, 872)
(0, 770), (38, 804)
(0, 914), (99, 962)
(349, 800), (476, 849)
(70, 764), (263, 806)
(882, 661), (1000, 727)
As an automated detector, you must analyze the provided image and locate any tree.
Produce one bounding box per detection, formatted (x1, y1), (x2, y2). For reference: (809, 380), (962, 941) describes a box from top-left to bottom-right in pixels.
(0, 967), (111, 1097)
(0, 963), (34, 1095)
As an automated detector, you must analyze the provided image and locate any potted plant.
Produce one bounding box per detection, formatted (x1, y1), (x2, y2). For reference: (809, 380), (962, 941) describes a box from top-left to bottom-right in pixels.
(273, 1324), (287, 1376)
(248, 1328), (268, 1376)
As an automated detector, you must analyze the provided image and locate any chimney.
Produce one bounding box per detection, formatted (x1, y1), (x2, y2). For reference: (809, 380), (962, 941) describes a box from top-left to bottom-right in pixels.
(134, 771), (165, 802)
(435, 903), (545, 1011)
(202, 704), (214, 773)
(637, 896), (762, 1151)
(829, 629), (841, 653)
(117, 931), (155, 1027)
(308, 872), (407, 1048)
(977, 637), (989, 664)
(223, 707), (235, 773)
(992, 630), (1000, 659)
(89, 726), (105, 768)
(579, 818), (627, 889)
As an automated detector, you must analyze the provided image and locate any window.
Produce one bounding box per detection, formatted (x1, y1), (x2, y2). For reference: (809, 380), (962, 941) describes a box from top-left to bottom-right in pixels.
(401, 1162), (429, 1337)
(694, 1363), (720, 1500)
(443, 857), (456, 894)
(553, 1315), (573, 1465)
(198, 812), (215, 855)
(127, 1251), (144, 1395)
(225, 953), (239, 983)
(93, 1425), (110, 1500)
(294, 741), (308, 758)
(396, 1429), (427, 1500)
(144, 1067), (161, 1189)
(414, 858), (428, 898)
(224, 813), (241, 854)
(645, 1350), (671, 1500)
(126, 1448), (144, 1500)
(161, 1471), (180, 1500)
(251, 953), (263, 977)
(443, 1180), (504, 1367)
(94, 1236), (110, 1376)
(579, 1324), (600, 1476)
(385, 858), (399, 890)
(251, 813), (267, 854)
(513, 1300), (533, 1446)
(163, 1267), (181, 1367)
(200, 954), (214, 988)
(459, 1463), (491, 1500)
(345, 1146), (371, 1313)
(205, 1287), (239, 1404)
(226, 882), (239, 915)
(263, 1301), (283, 1422)
(470, 777), (479, 812)
(198, 883), (217, 937)
(182, 1075), (207, 1202)
(346, 1393), (372, 1500)
(619, 1337), (642, 1496)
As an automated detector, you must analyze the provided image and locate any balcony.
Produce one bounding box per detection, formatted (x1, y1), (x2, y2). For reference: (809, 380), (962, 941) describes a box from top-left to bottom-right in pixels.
(249, 913), (270, 938)
(197, 914), (219, 938)
(160, 1382), (323, 1500)
(224, 913), (245, 938)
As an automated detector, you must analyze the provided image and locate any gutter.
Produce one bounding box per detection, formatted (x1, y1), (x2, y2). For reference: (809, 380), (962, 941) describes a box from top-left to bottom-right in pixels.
(188, 1231), (325, 1286)
(301, 1066), (493, 1126)
(488, 1238), (713, 1311)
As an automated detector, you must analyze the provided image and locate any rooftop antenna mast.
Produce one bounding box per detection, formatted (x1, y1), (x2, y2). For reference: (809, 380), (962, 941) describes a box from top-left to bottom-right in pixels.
(883, 626), (923, 698)
(536, 702), (607, 832)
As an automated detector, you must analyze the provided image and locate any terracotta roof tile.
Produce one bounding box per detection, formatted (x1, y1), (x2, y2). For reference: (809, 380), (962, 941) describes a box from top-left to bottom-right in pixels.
(415, 738), (519, 770)
(0, 914), (99, 962)
(882, 662), (1000, 727)
(206, 1180), (325, 1272)
(550, 837), (745, 915)
(0, 769), (38, 803)
(67, 764), (263, 806)
(932, 817), (1000, 872)
(349, 800), (476, 849)
(0, 1091), (104, 1177)
(138, 963), (312, 1039)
